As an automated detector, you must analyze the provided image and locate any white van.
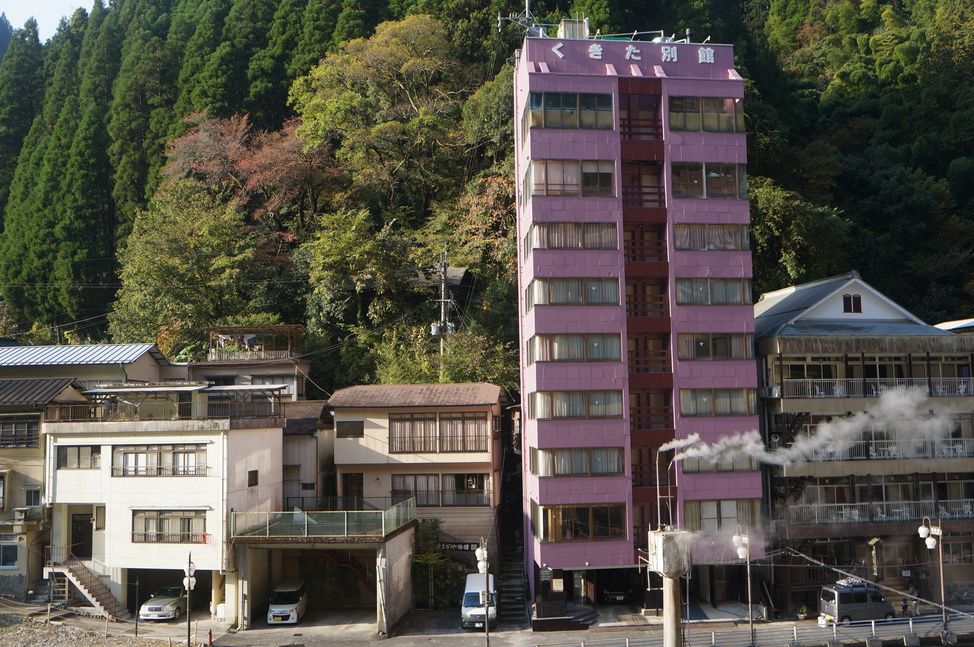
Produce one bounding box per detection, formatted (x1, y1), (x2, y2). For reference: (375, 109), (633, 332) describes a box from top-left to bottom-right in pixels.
(267, 580), (307, 624)
(460, 573), (496, 629)
(819, 584), (895, 624)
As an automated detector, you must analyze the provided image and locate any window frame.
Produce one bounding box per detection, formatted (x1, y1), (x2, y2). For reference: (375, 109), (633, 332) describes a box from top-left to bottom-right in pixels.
(0, 416), (39, 448)
(529, 390), (624, 420)
(132, 509), (206, 544)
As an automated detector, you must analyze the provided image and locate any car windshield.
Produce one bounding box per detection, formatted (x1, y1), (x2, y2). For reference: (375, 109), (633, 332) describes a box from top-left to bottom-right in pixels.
(153, 587), (183, 599)
(463, 592), (495, 607)
(270, 591), (301, 605)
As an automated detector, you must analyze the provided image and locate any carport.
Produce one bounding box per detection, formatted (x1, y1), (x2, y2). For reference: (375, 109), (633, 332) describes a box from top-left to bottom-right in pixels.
(230, 499), (416, 634)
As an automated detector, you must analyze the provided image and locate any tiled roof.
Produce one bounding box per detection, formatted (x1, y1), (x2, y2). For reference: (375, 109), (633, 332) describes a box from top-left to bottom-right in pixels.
(328, 383), (504, 409)
(283, 400), (328, 435)
(0, 378), (83, 406)
(0, 343), (166, 366)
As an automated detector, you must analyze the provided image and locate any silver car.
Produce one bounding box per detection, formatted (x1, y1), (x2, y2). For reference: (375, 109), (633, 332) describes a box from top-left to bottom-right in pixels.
(139, 586), (186, 621)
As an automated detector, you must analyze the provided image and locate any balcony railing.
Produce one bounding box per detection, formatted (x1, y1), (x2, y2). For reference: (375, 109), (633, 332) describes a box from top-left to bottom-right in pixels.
(630, 405), (674, 431)
(392, 490), (490, 507)
(231, 498), (416, 539)
(787, 499), (974, 525)
(624, 238), (666, 263)
(47, 400), (281, 423)
(132, 532), (208, 544)
(111, 465), (210, 477)
(809, 438), (974, 461)
(206, 349), (293, 362)
(621, 185), (664, 208)
(626, 294), (669, 318)
(628, 349), (671, 373)
(620, 117), (662, 140)
(765, 378), (973, 399)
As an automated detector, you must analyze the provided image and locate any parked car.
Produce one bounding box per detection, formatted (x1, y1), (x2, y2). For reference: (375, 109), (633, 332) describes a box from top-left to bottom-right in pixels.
(267, 580), (308, 625)
(461, 573), (496, 629)
(139, 586), (186, 621)
(819, 583), (895, 624)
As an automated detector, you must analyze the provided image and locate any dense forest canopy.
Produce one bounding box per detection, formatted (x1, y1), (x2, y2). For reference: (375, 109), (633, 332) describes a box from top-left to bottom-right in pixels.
(0, 0), (973, 395)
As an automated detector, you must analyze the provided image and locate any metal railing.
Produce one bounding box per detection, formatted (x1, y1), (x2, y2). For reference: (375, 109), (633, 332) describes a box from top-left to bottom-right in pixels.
(619, 117), (662, 140)
(787, 499), (974, 525)
(626, 294), (669, 317)
(207, 349), (293, 361)
(621, 185), (664, 208)
(624, 238), (667, 263)
(45, 546), (118, 618)
(131, 532), (208, 544)
(627, 350), (672, 373)
(47, 400), (281, 422)
(629, 406), (674, 431)
(766, 378), (973, 399)
(111, 465), (210, 477)
(809, 438), (974, 461)
(231, 498), (416, 539)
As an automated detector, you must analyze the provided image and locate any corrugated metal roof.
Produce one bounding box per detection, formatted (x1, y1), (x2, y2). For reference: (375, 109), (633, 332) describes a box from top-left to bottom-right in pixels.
(0, 378), (83, 406)
(0, 344), (166, 367)
(328, 383), (504, 409)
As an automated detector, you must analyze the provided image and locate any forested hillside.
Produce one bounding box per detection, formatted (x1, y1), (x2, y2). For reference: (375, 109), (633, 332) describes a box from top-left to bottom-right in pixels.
(0, 0), (972, 396)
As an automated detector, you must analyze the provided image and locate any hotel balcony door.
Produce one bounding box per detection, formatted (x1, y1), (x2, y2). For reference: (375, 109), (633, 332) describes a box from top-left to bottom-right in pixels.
(71, 513), (93, 559)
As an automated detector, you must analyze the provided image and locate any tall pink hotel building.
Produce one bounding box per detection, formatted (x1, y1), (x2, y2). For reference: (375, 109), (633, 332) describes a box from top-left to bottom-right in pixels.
(515, 20), (763, 606)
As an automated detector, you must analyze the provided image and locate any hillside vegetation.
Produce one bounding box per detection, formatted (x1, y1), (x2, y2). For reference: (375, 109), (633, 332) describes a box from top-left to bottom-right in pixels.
(0, 0), (972, 395)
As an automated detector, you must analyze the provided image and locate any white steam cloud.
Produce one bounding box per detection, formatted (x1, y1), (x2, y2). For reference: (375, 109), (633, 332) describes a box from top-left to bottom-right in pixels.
(659, 387), (954, 467)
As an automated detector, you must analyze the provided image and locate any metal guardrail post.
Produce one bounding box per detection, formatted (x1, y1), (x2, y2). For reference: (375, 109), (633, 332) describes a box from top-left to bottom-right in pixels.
(265, 511), (269, 537)
(304, 511), (309, 537)
(344, 511), (348, 536)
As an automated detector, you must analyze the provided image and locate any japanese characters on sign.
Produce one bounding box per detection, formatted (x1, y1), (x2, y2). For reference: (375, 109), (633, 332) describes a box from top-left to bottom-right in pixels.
(546, 41), (718, 65)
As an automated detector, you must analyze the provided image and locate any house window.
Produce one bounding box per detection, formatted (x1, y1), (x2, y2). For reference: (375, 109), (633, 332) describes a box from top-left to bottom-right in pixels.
(392, 474), (440, 506)
(526, 278), (619, 307)
(675, 278), (753, 304)
(442, 474), (490, 506)
(671, 163), (747, 199)
(0, 535), (16, 568)
(530, 447), (625, 477)
(94, 505), (105, 530)
(843, 293), (862, 313)
(676, 333), (754, 360)
(132, 510), (206, 544)
(527, 334), (622, 364)
(23, 488), (40, 507)
(56, 446), (101, 469)
(530, 159), (615, 197)
(684, 499), (760, 535)
(111, 445), (206, 477)
(533, 504), (626, 542)
(529, 391), (623, 419)
(301, 482), (315, 491)
(438, 413), (488, 452)
(389, 413), (437, 453)
(673, 224), (750, 251)
(0, 416), (39, 448)
(336, 421), (365, 438)
(525, 223), (617, 250)
(248, 470), (259, 487)
(679, 389), (757, 416)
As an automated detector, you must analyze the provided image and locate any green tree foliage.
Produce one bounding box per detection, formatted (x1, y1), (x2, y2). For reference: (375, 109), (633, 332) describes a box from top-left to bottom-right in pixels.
(291, 14), (474, 222)
(0, 13), (12, 62)
(0, 19), (43, 221)
(108, 179), (267, 353)
(246, 0), (309, 129)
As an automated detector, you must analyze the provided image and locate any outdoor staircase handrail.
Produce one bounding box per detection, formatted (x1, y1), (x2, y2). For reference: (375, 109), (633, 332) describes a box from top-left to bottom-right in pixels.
(322, 550), (376, 590)
(46, 547), (117, 618)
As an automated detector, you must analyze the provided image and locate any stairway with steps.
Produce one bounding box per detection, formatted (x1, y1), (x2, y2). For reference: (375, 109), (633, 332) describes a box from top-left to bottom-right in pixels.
(497, 515), (528, 624)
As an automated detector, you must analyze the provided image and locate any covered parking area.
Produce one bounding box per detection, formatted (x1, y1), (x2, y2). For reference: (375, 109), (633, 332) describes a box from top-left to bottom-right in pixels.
(230, 500), (416, 634)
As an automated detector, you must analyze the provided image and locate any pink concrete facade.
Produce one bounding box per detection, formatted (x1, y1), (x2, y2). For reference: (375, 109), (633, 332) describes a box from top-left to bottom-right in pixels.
(515, 26), (762, 587)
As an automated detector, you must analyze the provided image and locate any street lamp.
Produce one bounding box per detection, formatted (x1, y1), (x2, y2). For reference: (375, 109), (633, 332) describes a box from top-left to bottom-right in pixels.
(733, 525), (754, 647)
(183, 553), (196, 647)
(918, 517), (948, 630)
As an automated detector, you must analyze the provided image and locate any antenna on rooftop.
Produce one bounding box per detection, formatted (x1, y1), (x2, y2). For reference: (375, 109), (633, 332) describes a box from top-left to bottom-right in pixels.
(498, 0), (554, 38)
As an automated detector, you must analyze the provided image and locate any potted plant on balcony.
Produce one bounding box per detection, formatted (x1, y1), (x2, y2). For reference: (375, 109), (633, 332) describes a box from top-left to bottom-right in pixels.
(796, 604), (808, 620)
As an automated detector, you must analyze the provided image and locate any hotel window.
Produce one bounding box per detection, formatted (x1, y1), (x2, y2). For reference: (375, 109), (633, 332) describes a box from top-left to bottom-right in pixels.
(529, 390), (623, 419)
(682, 454), (756, 472)
(675, 278), (753, 304)
(530, 447), (625, 477)
(676, 333), (753, 360)
(669, 96), (744, 133)
(0, 416), (39, 448)
(527, 334), (621, 363)
(533, 504), (626, 542)
(673, 224), (750, 251)
(132, 510), (206, 544)
(843, 293), (862, 313)
(684, 499), (759, 535)
(526, 222), (617, 250)
(679, 388), (757, 416)
(531, 160), (615, 197)
(671, 163), (747, 200)
(529, 92), (613, 129)
(526, 278), (619, 307)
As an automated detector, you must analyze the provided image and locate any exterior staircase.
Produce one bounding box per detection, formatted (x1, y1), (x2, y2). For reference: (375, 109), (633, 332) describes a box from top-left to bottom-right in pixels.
(44, 547), (120, 619)
(497, 511), (528, 624)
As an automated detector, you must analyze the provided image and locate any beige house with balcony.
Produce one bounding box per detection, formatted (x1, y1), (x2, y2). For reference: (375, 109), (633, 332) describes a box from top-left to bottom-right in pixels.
(329, 383), (506, 546)
(755, 272), (974, 614)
